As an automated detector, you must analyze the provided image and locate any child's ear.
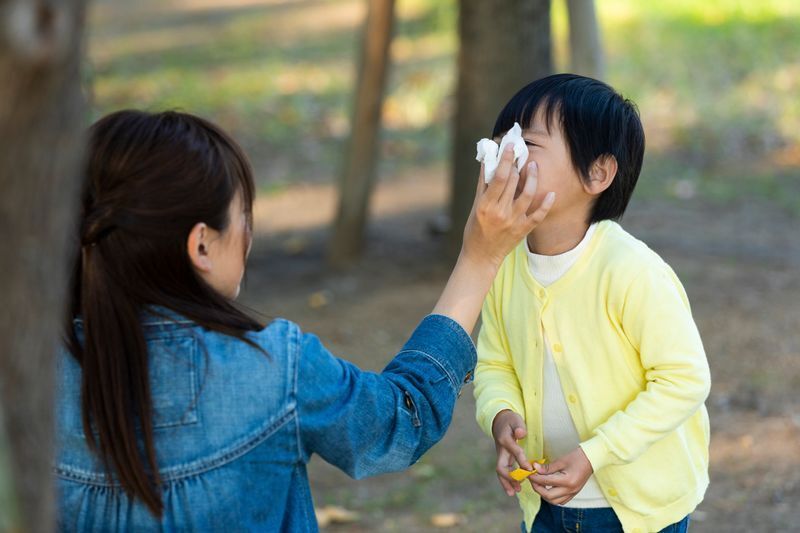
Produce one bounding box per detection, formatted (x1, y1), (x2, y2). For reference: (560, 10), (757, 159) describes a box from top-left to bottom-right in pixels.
(187, 222), (213, 273)
(583, 154), (617, 195)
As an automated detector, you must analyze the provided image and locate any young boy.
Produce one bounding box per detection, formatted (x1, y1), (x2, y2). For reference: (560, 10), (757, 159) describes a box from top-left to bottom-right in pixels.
(474, 74), (710, 533)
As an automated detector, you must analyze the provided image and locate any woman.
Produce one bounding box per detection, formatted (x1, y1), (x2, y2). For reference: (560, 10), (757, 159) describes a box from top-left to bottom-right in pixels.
(55, 110), (552, 531)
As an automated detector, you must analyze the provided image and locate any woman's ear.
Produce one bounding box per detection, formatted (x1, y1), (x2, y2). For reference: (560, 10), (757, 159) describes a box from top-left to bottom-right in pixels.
(584, 154), (618, 195)
(187, 222), (212, 272)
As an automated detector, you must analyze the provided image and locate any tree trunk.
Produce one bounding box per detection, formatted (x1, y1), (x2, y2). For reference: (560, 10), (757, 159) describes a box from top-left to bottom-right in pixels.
(448, 0), (553, 256)
(567, 0), (604, 79)
(328, 0), (395, 267)
(0, 0), (87, 530)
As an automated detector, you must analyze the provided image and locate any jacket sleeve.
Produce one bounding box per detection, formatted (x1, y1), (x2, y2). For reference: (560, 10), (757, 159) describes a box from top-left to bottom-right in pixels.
(474, 282), (525, 438)
(579, 264), (712, 472)
(296, 314), (476, 479)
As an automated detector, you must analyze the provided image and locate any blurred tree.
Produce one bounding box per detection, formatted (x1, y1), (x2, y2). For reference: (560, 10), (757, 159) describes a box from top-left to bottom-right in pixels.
(0, 0), (87, 530)
(448, 0), (553, 255)
(329, 0), (396, 267)
(567, 0), (604, 79)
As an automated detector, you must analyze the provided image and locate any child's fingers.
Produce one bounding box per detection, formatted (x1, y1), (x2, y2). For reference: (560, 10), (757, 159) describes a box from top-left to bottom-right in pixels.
(531, 470), (568, 487)
(495, 449), (519, 496)
(532, 482), (571, 503)
(497, 430), (531, 472)
(533, 458), (566, 476)
(496, 474), (516, 497)
(530, 478), (572, 504)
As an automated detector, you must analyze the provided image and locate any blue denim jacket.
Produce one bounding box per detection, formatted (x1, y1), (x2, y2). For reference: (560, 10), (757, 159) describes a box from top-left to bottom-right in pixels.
(55, 309), (476, 531)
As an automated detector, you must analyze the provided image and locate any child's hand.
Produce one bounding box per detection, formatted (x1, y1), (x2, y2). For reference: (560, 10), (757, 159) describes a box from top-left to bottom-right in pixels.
(530, 447), (594, 505)
(462, 145), (555, 268)
(491, 410), (533, 496)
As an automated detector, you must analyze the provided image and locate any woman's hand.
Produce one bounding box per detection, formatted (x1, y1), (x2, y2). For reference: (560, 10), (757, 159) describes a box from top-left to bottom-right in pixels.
(431, 145), (554, 334)
(462, 145), (555, 268)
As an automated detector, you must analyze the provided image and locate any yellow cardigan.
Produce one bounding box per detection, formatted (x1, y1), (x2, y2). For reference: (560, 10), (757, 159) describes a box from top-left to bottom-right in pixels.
(475, 220), (710, 533)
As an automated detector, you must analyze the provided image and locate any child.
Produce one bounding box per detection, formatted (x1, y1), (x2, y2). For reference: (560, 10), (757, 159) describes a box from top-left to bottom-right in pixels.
(474, 74), (710, 533)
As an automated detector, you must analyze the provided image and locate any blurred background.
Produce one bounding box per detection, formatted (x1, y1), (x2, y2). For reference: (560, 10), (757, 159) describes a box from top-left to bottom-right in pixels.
(11, 0), (800, 531)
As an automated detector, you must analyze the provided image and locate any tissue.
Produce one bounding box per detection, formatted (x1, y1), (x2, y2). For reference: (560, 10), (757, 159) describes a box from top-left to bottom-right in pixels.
(475, 122), (529, 183)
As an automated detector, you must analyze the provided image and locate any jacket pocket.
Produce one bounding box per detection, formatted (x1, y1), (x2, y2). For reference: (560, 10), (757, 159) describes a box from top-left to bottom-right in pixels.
(149, 335), (199, 429)
(401, 390), (422, 428)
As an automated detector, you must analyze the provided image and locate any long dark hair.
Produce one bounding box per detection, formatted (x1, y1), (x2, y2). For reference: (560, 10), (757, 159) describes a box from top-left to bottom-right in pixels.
(65, 110), (263, 517)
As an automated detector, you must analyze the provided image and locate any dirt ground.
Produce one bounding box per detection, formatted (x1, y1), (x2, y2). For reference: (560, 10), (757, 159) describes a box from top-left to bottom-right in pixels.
(239, 169), (800, 533)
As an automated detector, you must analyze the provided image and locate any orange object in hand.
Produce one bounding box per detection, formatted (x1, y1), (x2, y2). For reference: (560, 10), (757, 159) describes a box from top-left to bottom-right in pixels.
(508, 459), (546, 481)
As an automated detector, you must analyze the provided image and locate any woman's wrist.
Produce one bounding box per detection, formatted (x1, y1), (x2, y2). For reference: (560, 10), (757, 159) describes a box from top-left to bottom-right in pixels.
(431, 249), (501, 335)
(458, 245), (503, 277)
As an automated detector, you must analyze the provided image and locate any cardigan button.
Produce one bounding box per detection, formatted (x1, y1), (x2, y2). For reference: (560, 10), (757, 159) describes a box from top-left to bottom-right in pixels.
(537, 288), (546, 298)
(553, 343), (563, 353)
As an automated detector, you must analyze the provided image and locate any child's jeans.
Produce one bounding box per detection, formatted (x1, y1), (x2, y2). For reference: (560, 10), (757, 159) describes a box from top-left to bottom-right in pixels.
(522, 500), (691, 532)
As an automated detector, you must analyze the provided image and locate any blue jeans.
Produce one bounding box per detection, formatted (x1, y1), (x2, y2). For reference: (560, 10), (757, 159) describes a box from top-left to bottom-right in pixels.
(522, 500), (691, 532)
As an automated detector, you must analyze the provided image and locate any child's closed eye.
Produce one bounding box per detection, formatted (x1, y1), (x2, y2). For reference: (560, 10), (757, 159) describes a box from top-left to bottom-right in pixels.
(524, 140), (540, 148)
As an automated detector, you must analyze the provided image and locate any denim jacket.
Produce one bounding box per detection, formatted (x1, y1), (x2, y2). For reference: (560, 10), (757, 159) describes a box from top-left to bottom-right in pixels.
(55, 309), (476, 531)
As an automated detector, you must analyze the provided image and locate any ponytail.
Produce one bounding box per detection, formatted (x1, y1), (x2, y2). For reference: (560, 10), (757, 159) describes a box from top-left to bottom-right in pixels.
(65, 110), (264, 517)
(76, 243), (164, 514)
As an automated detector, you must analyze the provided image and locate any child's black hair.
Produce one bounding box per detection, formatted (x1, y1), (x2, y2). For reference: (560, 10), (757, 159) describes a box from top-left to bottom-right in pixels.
(492, 73), (645, 223)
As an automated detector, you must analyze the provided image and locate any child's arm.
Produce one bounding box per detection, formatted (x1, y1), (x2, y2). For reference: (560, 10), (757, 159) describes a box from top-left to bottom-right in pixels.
(475, 283), (530, 495)
(578, 265), (711, 473)
(474, 284), (526, 436)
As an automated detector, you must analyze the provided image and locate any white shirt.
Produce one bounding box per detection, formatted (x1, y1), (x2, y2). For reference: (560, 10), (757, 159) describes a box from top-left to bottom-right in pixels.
(526, 224), (609, 508)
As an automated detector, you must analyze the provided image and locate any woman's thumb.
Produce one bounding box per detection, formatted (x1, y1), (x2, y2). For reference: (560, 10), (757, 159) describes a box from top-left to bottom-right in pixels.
(512, 426), (527, 440)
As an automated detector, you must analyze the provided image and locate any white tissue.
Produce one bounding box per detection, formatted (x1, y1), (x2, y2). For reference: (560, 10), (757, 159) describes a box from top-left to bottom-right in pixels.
(475, 122), (529, 183)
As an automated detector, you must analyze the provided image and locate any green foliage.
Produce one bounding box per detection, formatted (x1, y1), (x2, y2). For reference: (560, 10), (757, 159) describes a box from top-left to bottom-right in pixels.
(88, 0), (799, 210)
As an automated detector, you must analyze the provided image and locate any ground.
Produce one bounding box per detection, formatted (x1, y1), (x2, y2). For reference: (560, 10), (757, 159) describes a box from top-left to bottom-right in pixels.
(240, 170), (800, 532)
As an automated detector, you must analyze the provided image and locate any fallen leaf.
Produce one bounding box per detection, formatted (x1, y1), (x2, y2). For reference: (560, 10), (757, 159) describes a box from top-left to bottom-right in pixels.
(430, 513), (465, 528)
(308, 290), (331, 309)
(509, 468), (534, 481)
(315, 505), (360, 527)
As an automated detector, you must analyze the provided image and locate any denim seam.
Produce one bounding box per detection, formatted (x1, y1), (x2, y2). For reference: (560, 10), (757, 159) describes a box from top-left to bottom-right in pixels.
(54, 406), (297, 486)
(290, 321), (302, 464)
(397, 349), (460, 396)
(425, 314), (477, 351)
